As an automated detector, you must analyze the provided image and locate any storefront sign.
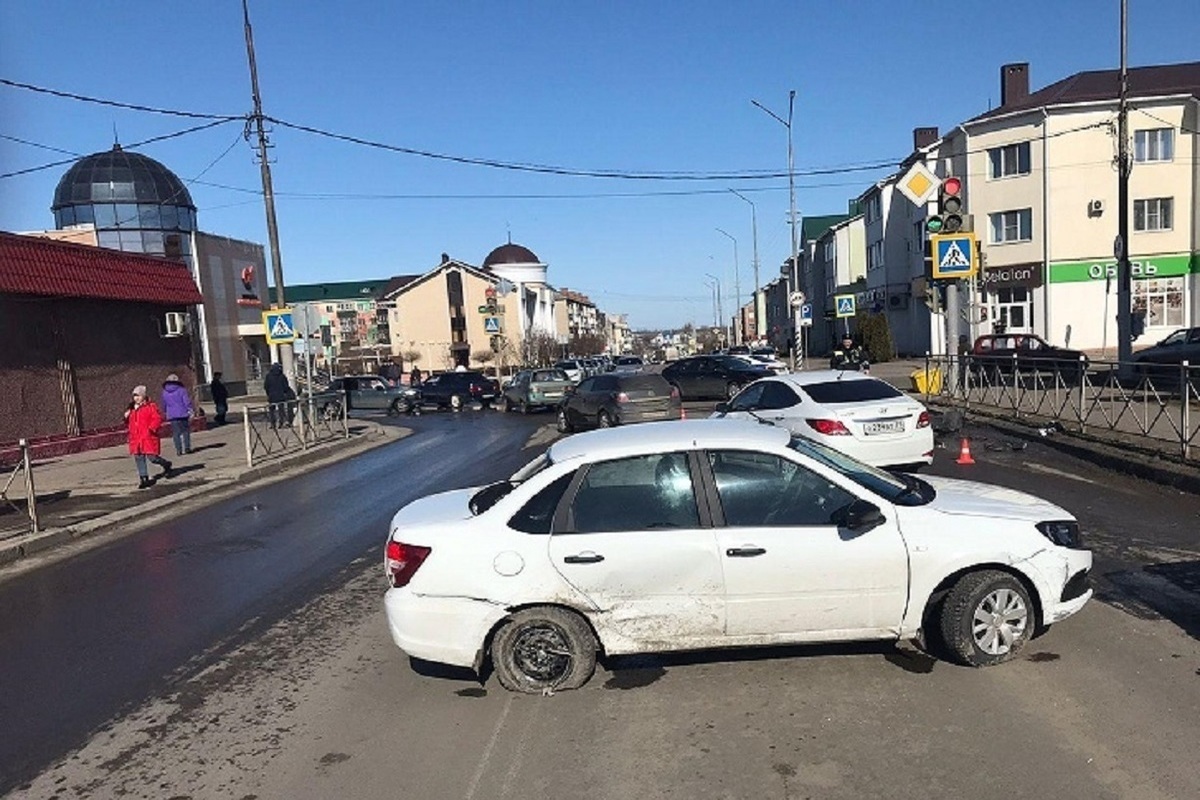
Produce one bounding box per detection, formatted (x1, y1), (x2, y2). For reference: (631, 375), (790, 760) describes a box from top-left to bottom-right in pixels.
(1049, 252), (1197, 283)
(981, 262), (1043, 290)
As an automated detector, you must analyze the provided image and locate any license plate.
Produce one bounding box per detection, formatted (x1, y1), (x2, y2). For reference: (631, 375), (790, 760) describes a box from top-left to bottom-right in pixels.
(543, 392), (562, 398)
(863, 420), (904, 435)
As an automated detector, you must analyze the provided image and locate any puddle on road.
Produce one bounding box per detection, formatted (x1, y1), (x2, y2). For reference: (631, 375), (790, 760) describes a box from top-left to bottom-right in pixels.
(455, 687), (488, 698)
(1027, 651), (1061, 663)
(603, 666), (666, 690)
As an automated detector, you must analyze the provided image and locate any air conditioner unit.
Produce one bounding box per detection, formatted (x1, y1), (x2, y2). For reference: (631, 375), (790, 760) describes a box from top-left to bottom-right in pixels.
(888, 294), (910, 310)
(164, 311), (188, 337)
(1088, 199), (1105, 216)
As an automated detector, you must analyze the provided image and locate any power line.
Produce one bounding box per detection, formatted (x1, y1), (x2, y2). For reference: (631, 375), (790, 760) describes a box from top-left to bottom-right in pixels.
(0, 77), (244, 120)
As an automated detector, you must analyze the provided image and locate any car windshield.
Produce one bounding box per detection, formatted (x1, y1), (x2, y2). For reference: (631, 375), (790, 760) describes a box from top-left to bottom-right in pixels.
(802, 379), (902, 403)
(751, 348), (776, 357)
(1160, 331), (1187, 346)
(788, 437), (932, 506)
(470, 454), (553, 515)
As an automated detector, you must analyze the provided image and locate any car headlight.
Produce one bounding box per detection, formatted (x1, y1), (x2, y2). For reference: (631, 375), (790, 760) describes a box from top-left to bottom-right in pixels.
(1036, 520), (1083, 549)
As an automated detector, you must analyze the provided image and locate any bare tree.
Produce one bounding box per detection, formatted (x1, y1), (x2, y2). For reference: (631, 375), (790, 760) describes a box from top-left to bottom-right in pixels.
(472, 349), (495, 366)
(570, 333), (607, 356)
(401, 349), (421, 365)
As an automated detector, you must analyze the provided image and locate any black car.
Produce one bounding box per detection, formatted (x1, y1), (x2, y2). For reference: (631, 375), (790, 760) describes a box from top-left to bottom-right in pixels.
(556, 373), (681, 432)
(1131, 327), (1200, 380)
(969, 334), (1089, 380)
(661, 355), (773, 400)
(416, 371), (498, 410)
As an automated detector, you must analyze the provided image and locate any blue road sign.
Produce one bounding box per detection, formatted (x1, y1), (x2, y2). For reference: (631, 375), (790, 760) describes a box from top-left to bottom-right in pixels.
(262, 309), (297, 344)
(931, 232), (978, 279)
(834, 294), (856, 319)
(799, 303), (814, 326)
(483, 316), (502, 334)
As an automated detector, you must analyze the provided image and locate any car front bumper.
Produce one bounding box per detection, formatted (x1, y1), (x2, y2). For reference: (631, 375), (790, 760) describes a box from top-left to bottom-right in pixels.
(384, 587), (507, 670)
(1018, 546), (1094, 625)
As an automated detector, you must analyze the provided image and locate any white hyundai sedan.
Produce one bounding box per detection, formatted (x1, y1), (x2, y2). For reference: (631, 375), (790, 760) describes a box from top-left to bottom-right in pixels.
(383, 421), (1092, 694)
(711, 370), (934, 469)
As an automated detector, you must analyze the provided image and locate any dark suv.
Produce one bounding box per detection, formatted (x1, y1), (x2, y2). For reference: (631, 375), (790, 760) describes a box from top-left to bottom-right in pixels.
(661, 355), (773, 400)
(556, 373), (681, 432)
(969, 334), (1088, 380)
(416, 371), (498, 410)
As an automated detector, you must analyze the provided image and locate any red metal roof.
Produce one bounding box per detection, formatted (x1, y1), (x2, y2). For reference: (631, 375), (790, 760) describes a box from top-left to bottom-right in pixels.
(0, 231), (203, 305)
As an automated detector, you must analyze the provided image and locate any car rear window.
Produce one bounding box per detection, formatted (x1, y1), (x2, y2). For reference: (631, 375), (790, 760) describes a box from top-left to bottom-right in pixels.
(802, 379), (902, 403)
(618, 375), (670, 391)
(533, 370), (568, 382)
(615, 356), (643, 365)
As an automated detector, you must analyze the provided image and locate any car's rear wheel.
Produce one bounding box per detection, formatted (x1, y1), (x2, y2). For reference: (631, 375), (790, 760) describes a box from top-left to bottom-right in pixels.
(519, 399), (529, 415)
(726, 382), (741, 400)
(556, 407), (573, 433)
(450, 394), (463, 411)
(939, 570), (1033, 667)
(387, 399), (402, 417)
(597, 410), (614, 428)
(491, 607), (597, 694)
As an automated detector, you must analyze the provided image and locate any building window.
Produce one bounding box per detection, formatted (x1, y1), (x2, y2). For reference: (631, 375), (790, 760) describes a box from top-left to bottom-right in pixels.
(1133, 198), (1172, 231)
(988, 209), (1033, 244)
(822, 239), (836, 263)
(988, 142), (1031, 178)
(1134, 129), (1174, 163)
(865, 194), (882, 223)
(867, 241), (884, 271)
(912, 221), (926, 253)
(1134, 277), (1184, 328)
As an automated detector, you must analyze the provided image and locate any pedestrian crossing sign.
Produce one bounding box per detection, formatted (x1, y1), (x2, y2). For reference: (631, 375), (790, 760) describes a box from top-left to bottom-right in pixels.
(834, 294), (856, 318)
(931, 232), (978, 279)
(483, 316), (502, 334)
(263, 309), (298, 344)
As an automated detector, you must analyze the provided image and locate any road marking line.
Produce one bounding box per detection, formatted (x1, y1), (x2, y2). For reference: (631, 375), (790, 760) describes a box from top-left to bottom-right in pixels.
(464, 693), (514, 800)
(1022, 462), (1101, 485)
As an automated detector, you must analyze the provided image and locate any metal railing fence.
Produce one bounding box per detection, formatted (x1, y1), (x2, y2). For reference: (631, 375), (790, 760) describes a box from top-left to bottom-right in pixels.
(1, 439), (40, 539)
(242, 392), (349, 467)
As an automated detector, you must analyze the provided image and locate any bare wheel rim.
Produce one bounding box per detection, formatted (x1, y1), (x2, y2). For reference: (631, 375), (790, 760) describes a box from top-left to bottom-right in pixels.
(450, 395), (462, 410)
(972, 588), (1028, 655)
(511, 622), (572, 684)
(726, 383), (740, 399)
(557, 409), (569, 431)
(598, 412), (612, 428)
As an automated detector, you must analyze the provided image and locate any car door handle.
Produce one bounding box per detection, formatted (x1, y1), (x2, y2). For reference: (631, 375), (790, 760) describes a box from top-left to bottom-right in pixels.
(726, 546), (766, 557)
(563, 552), (605, 564)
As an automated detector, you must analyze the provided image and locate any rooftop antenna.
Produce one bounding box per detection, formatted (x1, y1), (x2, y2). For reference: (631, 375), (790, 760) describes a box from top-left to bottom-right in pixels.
(112, 122), (120, 149)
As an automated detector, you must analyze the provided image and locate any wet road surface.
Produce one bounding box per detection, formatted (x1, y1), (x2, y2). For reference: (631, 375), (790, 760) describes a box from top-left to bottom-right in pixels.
(3, 407), (1200, 798)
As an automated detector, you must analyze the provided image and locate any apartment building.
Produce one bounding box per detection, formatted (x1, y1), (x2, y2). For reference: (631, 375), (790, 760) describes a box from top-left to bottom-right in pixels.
(809, 215), (867, 354)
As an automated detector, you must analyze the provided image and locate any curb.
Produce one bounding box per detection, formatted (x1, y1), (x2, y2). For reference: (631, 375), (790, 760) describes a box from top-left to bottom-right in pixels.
(933, 401), (1200, 496)
(0, 424), (409, 569)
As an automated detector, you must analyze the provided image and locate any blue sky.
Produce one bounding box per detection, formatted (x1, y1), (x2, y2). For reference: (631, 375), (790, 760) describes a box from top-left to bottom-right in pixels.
(2, 0), (1197, 330)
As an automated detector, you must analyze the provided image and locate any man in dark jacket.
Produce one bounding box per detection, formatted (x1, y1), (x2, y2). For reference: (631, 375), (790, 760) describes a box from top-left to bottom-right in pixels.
(830, 335), (869, 372)
(210, 372), (229, 425)
(264, 363), (291, 428)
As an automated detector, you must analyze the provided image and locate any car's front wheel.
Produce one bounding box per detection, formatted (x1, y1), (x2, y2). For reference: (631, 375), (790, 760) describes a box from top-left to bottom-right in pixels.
(939, 570), (1034, 667)
(597, 410), (614, 428)
(726, 382), (742, 400)
(491, 607), (597, 694)
(556, 407), (573, 433)
(449, 394), (463, 411)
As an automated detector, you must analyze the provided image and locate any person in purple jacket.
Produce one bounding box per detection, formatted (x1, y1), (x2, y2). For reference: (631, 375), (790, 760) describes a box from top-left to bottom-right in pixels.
(161, 373), (194, 456)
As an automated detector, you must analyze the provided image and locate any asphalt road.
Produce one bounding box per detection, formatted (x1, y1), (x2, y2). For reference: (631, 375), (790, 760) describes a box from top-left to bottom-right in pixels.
(3, 406), (1199, 798)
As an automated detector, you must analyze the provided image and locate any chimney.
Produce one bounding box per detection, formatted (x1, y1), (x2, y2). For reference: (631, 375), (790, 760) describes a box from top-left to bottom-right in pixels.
(440, 252), (450, 264)
(913, 127), (939, 151)
(1000, 63), (1029, 107)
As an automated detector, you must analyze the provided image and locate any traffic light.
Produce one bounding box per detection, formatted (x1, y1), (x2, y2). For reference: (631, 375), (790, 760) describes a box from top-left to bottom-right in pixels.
(927, 176), (964, 235)
(485, 286), (498, 315)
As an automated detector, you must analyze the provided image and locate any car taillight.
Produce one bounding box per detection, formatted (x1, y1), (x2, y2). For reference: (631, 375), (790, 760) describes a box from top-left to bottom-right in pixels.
(806, 418), (851, 436)
(385, 540), (431, 588)
(917, 411), (931, 428)
(616, 392), (630, 404)
(469, 383), (481, 395)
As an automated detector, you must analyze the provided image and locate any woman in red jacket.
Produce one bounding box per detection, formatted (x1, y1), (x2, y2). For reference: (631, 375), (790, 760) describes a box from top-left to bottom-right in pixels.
(126, 385), (173, 489)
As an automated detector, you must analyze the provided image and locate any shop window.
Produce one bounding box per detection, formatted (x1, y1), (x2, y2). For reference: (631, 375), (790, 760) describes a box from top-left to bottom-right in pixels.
(1133, 278), (1184, 328)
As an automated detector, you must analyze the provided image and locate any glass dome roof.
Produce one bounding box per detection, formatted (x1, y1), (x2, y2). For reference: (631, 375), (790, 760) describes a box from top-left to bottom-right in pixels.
(52, 145), (195, 210)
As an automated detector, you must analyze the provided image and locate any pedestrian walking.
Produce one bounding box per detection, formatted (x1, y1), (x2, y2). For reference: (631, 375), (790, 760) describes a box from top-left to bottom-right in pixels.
(126, 385), (172, 489)
(210, 371), (229, 425)
(409, 365), (423, 387)
(161, 373), (194, 455)
(264, 363), (290, 428)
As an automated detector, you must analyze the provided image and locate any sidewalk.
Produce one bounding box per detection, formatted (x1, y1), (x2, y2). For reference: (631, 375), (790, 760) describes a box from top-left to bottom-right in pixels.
(0, 403), (407, 566)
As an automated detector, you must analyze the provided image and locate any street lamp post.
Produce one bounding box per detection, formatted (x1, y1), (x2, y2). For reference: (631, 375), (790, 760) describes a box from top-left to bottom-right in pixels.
(705, 272), (725, 348)
(716, 228), (741, 345)
(752, 91), (798, 367)
(729, 189), (760, 341)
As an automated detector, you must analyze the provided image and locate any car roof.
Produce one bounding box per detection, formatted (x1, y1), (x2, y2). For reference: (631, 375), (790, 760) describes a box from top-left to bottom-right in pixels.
(767, 370), (880, 387)
(549, 419), (788, 464)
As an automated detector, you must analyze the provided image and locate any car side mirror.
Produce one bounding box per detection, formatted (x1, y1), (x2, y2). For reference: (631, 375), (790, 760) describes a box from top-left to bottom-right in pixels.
(834, 499), (885, 535)
(714, 401), (730, 414)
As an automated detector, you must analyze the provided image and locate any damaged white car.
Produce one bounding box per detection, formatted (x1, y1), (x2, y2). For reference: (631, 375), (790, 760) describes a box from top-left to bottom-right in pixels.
(383, 420), (1092, 693)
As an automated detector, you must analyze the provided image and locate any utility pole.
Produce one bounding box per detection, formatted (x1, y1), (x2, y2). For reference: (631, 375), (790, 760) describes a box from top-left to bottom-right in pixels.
(243, 0), (294, 385)
(730, 189), (760, 340)
(1115, 0), (1133, 374)
(705, 272), (724, 348)
(716, 228), (741, 345)
(751, 91), (798, 366)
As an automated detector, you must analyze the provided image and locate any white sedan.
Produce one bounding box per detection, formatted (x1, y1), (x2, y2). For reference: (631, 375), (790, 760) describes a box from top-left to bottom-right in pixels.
(383, 420), (1092, 693)
(711, 370), (934, 469)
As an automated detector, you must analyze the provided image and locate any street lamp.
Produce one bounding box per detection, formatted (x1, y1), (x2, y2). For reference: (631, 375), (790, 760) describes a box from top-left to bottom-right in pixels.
(752, 91), (798, 364)
(715, 228), (741, 345)
(705, 271), (725, 347)
(729, 188), (760, 340)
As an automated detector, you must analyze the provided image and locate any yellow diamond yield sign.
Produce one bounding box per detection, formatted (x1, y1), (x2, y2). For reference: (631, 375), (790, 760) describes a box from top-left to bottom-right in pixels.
(897, 161), (940, 206)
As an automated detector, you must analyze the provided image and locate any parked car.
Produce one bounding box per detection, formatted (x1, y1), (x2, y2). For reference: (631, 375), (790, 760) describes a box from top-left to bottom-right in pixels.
(611, 355), (645, 374)
(383, 420), (1093, 693)
(661, 354), (774, 400)
(555, 360), (585, 383)
(750, 347), (789, 373)
(556, 373), (681, 432)
(711, 371), (933, 470)
(416, 371), (498, 411)
(323, 375), (413, 415)
(1131, 327), (1200, 380)
(969, 334), (1089, 380)
(503, 368), (574, 413)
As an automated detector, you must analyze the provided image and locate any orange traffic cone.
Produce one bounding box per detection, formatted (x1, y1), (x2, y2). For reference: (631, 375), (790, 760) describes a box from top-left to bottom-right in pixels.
(955, 437), (976, 465)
